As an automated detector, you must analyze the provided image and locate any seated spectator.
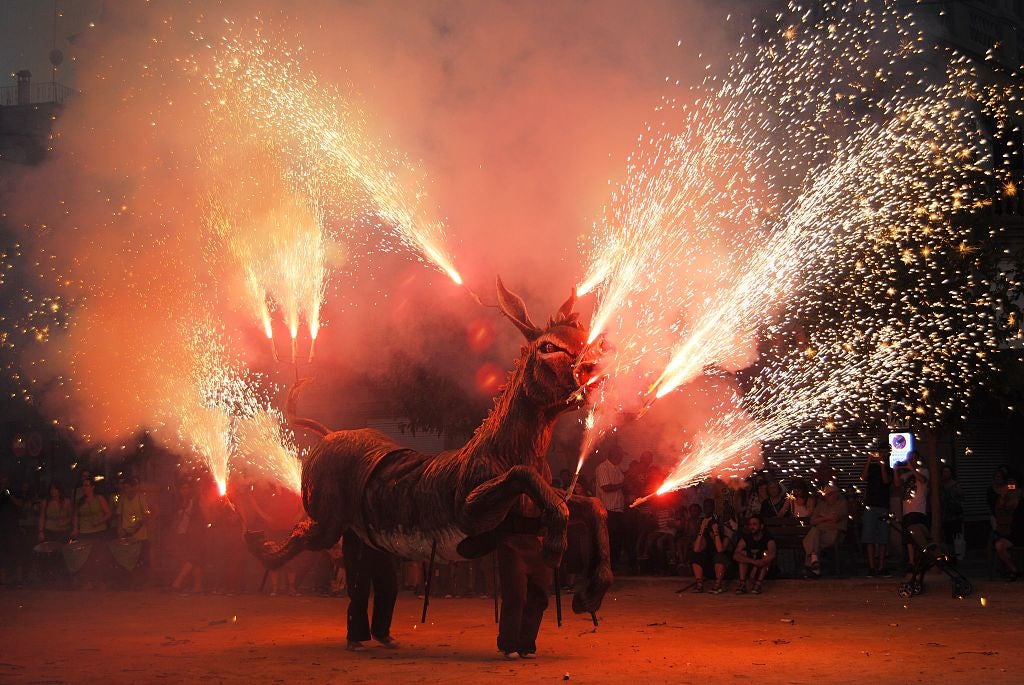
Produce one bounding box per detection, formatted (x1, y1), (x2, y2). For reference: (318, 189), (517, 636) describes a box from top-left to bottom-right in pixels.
(801, 484), (847, 578)
(676, 503), (703, 575)
(691, 498), (730, 594)
(38, 483), (72, 543)
(993, 477), (1022, 581)
(760, 481), (790, 519)
(745, 476), (769, 519)
(733, 514), (776, 594)
(788, 483), (816, 520)
(639, 489), (682, 574)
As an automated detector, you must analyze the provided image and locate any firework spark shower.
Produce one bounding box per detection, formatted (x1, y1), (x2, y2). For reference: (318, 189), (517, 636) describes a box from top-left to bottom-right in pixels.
(2, 0), (746, 491)
(0, 0), (1019, 498)
(578, 0), (1019, 489)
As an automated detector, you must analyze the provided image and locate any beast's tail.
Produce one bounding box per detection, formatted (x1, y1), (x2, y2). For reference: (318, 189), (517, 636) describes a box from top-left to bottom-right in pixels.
(245, 518), (343, 570)
(286, 377), (332, 437)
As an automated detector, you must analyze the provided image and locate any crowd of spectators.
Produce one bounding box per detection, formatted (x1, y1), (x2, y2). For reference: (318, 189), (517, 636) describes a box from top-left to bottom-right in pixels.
(566, 444), (1024, 593)
(0, 467), (338, 596)
(2, 445), (1023, 597)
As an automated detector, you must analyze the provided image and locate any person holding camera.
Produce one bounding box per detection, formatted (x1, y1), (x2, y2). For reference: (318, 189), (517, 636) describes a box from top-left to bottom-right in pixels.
(896, 451), (931, 568)
(690, 498), (730, 594)
(733, 514), (776, 594)
(860, 444), (892, 577)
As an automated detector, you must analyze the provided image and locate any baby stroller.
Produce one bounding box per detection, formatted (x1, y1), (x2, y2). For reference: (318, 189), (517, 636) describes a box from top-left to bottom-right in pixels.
(882, 513), (972, 600)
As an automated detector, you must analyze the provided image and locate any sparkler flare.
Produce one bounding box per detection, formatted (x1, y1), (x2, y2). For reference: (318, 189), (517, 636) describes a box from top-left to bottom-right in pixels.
(204, 30), (463, 288)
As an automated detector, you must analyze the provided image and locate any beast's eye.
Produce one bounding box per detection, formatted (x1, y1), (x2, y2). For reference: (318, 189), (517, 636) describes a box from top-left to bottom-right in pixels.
(539, 342), (561, 354)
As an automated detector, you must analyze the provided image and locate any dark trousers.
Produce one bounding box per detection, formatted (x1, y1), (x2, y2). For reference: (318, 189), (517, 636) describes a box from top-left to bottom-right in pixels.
(343, 532), (398, 642)
(496, 533), (552, 655)
(606, 510), (628, 572)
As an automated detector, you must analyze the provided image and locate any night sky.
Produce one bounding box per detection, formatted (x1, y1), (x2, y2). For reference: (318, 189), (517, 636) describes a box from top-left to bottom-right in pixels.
(0, 0), (104, 86)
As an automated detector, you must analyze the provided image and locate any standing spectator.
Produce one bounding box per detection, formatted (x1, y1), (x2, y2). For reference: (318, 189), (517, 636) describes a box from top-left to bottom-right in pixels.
(0, 474), (26, 586)
(896, 451), (931, 567)
(169, 480), (207, 594)
(992, 477), (1022, 581)
(986, 466), (1011, 517)
(115, 477), (157, 581)
(860, 444), (892, 577)
(801, 485), (847, 578)
(207, 488), (248, 594)
(251, 481), (304, 595)
(690, 498), (729, 594)
(939, 465), (965, 560)
(595, 446), (628, 573)
(66, 479), (112, 586)
(733, 514), (776, 594)
(760, 481), (789, 519)
(71, 480), (111, 539)
(38, 483), (72, 543)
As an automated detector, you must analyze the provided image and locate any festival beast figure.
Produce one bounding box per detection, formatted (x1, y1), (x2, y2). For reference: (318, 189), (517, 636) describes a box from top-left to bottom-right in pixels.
(248, 278), (613, 651)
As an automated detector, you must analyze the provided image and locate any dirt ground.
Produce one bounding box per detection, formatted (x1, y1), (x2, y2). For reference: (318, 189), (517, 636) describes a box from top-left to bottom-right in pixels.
(2, 573), (1022, 685)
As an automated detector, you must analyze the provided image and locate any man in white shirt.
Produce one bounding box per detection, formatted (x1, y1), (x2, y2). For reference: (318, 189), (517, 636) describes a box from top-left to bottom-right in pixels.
(595, 446), (626, 572)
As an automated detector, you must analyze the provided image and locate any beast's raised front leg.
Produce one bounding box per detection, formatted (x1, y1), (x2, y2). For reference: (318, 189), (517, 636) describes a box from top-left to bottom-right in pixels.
(458, 465), (569, 568)
(565, 494), (613, 615)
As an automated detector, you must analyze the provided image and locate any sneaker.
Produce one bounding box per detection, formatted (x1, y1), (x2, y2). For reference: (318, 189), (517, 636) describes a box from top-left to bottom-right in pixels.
(751, 581), (763, 595)
(878, 568), (893, 578)
(1006, 571), (1020, 583)
(346, 640), (367, 652)
(518, 652), (536, 659)
(693, 579), (704, 593)
(709, 582), (724, 595)
(502, 651), (518, 660)
(735, 582), (748, 595)
(866, 569), (877, 577)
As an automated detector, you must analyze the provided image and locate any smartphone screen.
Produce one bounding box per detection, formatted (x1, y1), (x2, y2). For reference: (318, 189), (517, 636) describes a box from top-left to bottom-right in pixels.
(888, 432), (914, 468)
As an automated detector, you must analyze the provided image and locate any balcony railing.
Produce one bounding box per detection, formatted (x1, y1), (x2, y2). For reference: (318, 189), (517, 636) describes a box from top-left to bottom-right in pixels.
(0, 81), (75, 107)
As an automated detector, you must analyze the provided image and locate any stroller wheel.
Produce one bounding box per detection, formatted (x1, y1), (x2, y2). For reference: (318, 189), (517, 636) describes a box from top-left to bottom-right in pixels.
(952, 578), (972, 599)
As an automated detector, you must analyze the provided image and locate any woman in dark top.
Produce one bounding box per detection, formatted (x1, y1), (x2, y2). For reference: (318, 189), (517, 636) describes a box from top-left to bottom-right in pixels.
(760, 481), (790, 519)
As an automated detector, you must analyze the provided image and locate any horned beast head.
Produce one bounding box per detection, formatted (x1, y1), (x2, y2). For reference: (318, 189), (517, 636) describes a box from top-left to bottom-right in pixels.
(496, 277), (602, 410)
